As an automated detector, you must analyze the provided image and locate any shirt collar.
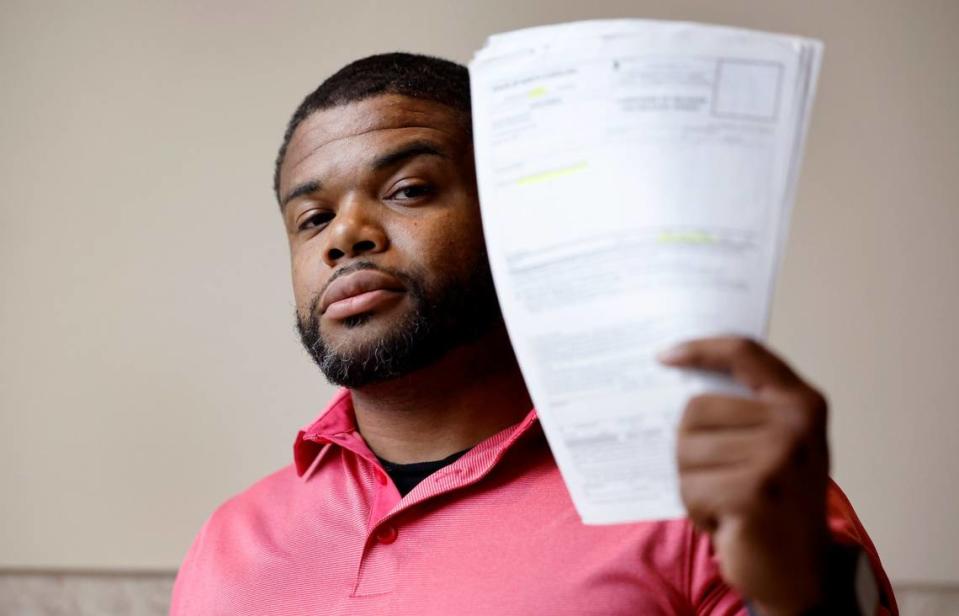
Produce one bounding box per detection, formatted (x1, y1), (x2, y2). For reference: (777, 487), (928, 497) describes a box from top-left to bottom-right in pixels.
(293, 388), (540, 477)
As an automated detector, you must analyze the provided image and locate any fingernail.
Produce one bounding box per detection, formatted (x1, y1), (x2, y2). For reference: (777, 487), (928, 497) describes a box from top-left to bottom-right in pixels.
(656, 345), (686, 363)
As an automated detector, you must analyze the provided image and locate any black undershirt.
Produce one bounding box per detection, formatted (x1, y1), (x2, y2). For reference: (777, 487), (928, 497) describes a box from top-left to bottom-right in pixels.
(376, 447), (471, 497)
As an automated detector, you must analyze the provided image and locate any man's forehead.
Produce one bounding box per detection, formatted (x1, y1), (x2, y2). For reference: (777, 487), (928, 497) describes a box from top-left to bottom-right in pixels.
(283, 94), (467, 175)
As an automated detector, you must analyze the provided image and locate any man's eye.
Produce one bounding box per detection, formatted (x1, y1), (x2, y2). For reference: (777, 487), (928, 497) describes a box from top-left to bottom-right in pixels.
(298, 211), (333, 231)
(389, 184), (434, 201)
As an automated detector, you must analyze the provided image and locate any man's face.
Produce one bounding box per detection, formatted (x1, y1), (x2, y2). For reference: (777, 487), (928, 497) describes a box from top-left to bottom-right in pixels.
(277, 94), (500, 387)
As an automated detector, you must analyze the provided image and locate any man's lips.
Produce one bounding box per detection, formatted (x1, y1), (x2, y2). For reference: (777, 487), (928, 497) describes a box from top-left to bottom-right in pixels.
(319, 270), (406, 320)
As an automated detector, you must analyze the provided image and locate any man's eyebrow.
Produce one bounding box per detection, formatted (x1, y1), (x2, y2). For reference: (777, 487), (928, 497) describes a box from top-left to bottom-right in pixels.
(371, 140), (449, 171)
(280, 140), (449, 210)
(280, 179), (322, 210)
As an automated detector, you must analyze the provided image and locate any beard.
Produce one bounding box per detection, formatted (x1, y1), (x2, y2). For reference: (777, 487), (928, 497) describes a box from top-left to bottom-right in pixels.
(296, 257), (502, 389)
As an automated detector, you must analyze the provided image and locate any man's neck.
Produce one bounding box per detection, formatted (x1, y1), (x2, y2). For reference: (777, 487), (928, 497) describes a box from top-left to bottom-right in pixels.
(350, 325), (532, 464)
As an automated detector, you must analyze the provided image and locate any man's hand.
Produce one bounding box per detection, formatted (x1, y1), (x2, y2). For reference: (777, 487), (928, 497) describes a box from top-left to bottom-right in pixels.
(659, 337), (832, 614)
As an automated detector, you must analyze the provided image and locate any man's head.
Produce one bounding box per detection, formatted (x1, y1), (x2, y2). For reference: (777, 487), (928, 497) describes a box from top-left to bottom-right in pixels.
(273, 53), (472, 201)
(275, 53), (501, 388)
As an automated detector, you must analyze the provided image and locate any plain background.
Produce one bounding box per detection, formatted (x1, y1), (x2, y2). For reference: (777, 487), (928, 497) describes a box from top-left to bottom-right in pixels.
(1, 0), (956, 588)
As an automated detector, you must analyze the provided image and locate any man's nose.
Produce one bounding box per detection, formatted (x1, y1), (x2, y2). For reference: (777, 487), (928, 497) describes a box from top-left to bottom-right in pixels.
(322, 197), (388, 266)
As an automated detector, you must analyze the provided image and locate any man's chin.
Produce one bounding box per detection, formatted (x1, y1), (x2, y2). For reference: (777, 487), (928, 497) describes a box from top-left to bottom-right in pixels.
(297, 265), (501, 388)
(320, 310), (404, 346)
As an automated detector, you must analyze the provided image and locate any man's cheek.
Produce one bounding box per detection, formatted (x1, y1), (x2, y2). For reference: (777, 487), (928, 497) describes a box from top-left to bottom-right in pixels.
(291, 263), (325, 311)
(291, 279), (312, 318)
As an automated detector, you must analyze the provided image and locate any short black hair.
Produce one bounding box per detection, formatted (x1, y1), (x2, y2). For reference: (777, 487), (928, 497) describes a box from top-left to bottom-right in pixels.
(273, 52), (471, 202)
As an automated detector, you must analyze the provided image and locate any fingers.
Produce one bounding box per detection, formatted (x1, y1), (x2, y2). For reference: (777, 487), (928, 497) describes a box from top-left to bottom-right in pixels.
(678, 394), (828, 475)
(677, 430), (759, 471)
(667, 338), (828, 437)
(676, 392), (830, 532)
(668, 337), (833, 606)
(658, 336), (802, 394)
(680, 467), (765, 530)
(679, 394), (767, 432)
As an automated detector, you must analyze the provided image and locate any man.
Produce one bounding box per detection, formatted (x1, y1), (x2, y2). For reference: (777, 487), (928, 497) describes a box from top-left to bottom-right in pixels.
(171, 53), (896, 615)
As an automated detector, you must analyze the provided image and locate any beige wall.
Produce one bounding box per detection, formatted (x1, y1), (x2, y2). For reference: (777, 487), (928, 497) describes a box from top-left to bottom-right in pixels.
(1, 0), (956, 586)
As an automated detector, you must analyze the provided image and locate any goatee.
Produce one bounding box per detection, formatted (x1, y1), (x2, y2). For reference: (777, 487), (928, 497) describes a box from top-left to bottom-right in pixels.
(296, 259), (501, 388)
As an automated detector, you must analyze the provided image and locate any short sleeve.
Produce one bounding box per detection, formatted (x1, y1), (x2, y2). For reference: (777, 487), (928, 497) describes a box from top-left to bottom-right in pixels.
(685, 480), (898, 615)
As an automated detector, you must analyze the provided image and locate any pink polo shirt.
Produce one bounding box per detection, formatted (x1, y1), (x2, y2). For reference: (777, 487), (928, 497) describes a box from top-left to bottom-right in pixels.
(171, 389), (895, 615)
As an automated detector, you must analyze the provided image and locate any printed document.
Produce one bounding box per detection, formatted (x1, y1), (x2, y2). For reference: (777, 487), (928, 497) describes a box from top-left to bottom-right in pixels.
(469, 20), (822, 523)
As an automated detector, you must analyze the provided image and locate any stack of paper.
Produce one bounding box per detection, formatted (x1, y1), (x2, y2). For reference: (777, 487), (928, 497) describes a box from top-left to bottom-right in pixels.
(469, 20), (822, 524)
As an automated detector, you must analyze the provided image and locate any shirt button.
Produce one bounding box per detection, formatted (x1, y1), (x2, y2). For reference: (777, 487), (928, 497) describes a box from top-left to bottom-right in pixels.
(375, 471), (389, 485)
(374, 525), (398, 545)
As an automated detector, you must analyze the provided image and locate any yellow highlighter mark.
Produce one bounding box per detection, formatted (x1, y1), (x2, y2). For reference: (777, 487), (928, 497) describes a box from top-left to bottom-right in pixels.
(516, 161), (588, 186)
(527, 86), (548, 99)
(657, 230), (717, 245)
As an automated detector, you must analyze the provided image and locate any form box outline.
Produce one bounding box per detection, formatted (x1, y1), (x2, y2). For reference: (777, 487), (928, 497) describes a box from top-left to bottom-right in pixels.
(712, 58), (784, 122)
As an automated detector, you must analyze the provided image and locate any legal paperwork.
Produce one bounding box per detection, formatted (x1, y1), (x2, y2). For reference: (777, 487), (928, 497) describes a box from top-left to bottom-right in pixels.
(469, 20), (822, 524)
